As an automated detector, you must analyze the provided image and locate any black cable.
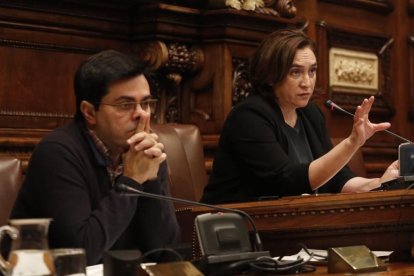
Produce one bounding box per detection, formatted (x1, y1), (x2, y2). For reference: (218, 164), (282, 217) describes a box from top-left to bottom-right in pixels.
(212, 253), (316, 275)
(298, 243), (327, 260)
(138, 247), (184, 263)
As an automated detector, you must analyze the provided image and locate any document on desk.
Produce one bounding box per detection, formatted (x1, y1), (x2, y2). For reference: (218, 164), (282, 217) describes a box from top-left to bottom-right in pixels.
(277, 248), (393, 262)
(86, 264), (102, 276)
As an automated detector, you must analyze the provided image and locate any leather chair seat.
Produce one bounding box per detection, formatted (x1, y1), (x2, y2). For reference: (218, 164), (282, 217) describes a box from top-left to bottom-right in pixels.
(152, 124), (208, 206)
(0, 157), (23, 226)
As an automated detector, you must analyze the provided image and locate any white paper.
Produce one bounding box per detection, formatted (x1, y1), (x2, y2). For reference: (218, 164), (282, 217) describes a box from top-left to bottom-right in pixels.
(275, 248), (393, 262)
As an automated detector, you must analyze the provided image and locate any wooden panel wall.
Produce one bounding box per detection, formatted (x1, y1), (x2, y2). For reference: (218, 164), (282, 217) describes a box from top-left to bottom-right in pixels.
(0, 0), (132, 167)
(295, 0), (411, 176)
(0, 0), (411, 178)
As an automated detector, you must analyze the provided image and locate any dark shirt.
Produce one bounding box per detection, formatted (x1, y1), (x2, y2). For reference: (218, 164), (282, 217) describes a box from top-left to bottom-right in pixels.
(281, 117), (314, 164)
(201, 94), (355, 204)
(12, 121), (180, 265)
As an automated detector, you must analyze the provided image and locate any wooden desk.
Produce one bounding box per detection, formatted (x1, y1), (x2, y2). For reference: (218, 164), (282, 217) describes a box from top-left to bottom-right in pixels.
(176, 190), (414, 259)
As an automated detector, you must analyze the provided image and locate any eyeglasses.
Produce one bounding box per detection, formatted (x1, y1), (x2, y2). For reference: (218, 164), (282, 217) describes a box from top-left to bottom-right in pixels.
(98, 98), (158, 114)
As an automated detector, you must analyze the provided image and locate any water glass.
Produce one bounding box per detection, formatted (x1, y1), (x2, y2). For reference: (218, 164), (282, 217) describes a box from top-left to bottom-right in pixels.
(51, 248), (86, 276)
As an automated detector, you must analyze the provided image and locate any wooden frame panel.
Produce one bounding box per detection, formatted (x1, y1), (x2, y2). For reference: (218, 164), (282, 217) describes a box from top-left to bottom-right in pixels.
(409, 36), (414, 121)
(316, 21), (394, 119)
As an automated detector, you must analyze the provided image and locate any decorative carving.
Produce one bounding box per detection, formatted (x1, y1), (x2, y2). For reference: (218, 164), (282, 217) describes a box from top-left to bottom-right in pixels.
(137, 42), (204, 123)
(329, 48), (378, 93)
(209, 0), (262, 10)
(164, 43), (204, 74)
(232, 57), (252, 106)
(208, 0), (297, 18)
(316, 21), (395, 119)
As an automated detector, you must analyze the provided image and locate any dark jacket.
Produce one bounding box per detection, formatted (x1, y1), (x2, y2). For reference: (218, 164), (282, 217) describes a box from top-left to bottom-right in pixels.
(201, 94), (355, 204)
(12, 121), (180, 265)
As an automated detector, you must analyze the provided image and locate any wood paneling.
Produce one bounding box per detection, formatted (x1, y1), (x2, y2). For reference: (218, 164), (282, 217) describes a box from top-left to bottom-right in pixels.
(409, 36), (414, 121)
(315, 21), (395, 119)
(0, 0), (412, 178)
(295, 0), (410, 176)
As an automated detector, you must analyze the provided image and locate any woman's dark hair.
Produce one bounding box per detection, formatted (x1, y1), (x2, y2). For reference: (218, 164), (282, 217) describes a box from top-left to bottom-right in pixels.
(249, 28), (316, 103)
(73, 50), (149, 121)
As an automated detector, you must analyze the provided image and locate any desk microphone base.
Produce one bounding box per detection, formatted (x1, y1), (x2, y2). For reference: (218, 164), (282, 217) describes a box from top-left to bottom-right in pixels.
(328, 245), (387, 274)
(193, 251), (270, 275)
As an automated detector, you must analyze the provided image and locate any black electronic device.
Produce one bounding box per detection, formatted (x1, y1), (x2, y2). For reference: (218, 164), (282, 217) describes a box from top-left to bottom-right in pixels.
(194, 212), (269, 264)
(399, 142), (414, 176)
(103, 250), (141, 276)
(114, 183), (269, 263)
(371, 176), (414, 191)
(115, 184), (319, 275)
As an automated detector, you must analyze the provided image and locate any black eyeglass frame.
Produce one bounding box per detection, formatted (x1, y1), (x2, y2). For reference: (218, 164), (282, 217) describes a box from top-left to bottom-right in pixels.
(95, 98), (158, 113)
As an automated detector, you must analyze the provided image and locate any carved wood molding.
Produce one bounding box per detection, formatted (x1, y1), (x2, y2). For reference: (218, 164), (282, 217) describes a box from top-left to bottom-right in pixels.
(0, 111), (74, 131)
(318, 0), (394, 14)
(177, 189), (414, 256)
(0, 38), (99, 54)
(0, 128), (52, 170)
(408, 0), (414, 15)
(251, 202), (414, 219)
(0, 111), (73, 159)
(207, 0), (298, 18)
(232, 57), (252, 106)
(158, 0), (298, 18)
(0, 0), (132, 23)
(136, 41), (205, 123)
(261, 222), (414, 237)
(316, 21), (395, 119)
(0, 109), (73, 119)
(409, 36), (414, 121)
(135, 3), (306, 45)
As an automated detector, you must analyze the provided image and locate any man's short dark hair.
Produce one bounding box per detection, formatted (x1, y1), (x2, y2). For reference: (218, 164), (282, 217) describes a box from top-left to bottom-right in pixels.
(74, 50), (149, 121)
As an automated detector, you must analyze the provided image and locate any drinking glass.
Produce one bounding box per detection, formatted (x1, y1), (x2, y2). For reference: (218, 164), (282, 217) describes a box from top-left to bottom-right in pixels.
(51, 248), (86, 276)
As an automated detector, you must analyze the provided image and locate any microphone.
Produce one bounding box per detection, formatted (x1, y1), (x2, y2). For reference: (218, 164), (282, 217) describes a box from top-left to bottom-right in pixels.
(325, 100), (413, 144)
(115, 183), (265, 254)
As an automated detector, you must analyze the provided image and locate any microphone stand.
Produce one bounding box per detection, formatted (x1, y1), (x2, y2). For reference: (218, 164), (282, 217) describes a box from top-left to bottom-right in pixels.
(115, 183), (318, 275)
(115, 183), (264, 252)
(325, 100), (413, 144)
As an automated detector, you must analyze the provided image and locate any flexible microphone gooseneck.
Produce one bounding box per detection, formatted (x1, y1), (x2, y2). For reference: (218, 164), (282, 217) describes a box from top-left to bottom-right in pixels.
(325, 100), (413, 144)
(115, 183), (263, 252)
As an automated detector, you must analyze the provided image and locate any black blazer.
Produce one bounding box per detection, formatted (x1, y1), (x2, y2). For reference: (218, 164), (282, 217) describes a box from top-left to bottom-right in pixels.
(201, 94), (355, 204)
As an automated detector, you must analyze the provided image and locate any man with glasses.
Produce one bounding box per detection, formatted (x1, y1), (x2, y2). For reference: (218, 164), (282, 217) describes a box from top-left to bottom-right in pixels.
(12, 50), (180, 265)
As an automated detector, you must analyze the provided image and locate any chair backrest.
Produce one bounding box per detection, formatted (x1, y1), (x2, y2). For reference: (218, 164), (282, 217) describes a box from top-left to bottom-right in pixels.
(331, 138), (367, 178)
(0, 157), (23, 226)
(152, 124), (208, 204)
